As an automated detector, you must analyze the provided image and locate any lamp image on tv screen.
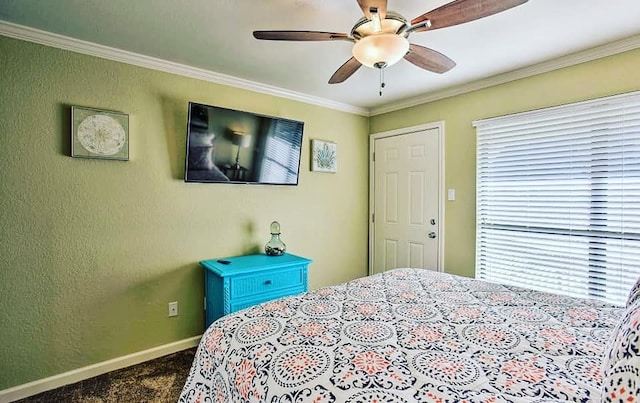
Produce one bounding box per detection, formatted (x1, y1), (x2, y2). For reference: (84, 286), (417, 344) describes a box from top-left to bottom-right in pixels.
(184, 102), (304, 185)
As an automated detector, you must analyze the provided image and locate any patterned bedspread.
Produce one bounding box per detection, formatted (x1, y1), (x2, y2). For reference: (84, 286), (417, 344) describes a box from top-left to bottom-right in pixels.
(179, 269), (624, 402)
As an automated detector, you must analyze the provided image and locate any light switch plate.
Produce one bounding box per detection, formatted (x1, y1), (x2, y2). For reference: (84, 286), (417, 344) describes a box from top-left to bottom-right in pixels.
(448, 189), (456, 201)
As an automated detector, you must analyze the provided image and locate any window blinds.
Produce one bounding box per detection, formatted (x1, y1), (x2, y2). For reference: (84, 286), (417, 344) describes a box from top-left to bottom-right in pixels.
(474, 91), (640, 306)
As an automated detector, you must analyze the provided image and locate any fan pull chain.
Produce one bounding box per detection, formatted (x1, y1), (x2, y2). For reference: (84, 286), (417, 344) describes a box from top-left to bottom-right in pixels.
(379, 68), (386, 97)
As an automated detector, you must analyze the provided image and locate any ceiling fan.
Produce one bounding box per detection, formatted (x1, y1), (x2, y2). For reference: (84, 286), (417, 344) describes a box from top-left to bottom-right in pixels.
(254, 0), (528, 88)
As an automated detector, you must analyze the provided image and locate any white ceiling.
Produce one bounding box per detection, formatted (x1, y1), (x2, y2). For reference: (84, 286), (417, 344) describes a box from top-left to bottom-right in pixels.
(1, 0), (639, 115)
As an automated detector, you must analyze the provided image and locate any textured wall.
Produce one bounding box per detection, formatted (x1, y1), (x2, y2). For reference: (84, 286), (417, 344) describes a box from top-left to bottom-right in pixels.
(371, 48), (640, 279)
(0, 36), (369, 389)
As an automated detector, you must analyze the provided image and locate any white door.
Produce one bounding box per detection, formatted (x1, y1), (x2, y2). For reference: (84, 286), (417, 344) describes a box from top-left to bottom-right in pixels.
(370, 124), (442, 275)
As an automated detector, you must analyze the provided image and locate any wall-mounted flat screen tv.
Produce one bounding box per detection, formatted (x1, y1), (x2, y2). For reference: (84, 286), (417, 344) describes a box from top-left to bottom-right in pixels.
(184, 102), (304, 185)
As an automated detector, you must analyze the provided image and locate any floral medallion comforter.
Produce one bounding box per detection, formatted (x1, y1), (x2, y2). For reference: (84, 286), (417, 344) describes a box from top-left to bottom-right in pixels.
(179, 269), (623, 402)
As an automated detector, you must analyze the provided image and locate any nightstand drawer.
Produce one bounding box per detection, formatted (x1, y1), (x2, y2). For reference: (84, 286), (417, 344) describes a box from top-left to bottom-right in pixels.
(231, 289), (304, 312)
(230, 267), (304, 298)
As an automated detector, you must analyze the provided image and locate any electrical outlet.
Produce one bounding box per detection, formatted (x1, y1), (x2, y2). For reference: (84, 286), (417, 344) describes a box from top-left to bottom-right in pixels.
(168, 301), (178, 317)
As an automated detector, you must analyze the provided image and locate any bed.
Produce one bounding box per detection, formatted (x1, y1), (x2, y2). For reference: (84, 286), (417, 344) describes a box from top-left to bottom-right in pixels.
(179, 268), (640, 402)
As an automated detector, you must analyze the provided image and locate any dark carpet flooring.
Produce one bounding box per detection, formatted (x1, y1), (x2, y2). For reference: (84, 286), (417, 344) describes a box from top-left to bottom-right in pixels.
(15, 347), (196, 403)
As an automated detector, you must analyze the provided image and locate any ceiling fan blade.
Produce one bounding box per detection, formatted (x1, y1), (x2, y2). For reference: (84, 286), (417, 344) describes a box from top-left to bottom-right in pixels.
(404, 44), (456, 74)
(253, 31), (350, 41)
(329, 57), (362, 84)
(411, 0), (528, 31)
(356, 0), (387, 20)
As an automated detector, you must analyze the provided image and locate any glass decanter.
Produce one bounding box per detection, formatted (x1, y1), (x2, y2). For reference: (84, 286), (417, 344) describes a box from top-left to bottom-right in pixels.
(265, 221), (286, 256)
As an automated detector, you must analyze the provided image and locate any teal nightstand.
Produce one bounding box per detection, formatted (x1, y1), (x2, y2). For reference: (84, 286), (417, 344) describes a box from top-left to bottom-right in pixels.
(201, 253), (312, 327)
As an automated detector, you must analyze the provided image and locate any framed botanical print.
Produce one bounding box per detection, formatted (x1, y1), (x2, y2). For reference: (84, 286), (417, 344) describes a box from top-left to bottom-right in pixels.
(311, 139), (337, 173)
(71, 106), (129, 160)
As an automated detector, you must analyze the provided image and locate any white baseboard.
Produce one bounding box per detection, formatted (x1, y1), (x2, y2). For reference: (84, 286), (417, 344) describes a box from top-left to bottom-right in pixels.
(0, 335), (202, 403)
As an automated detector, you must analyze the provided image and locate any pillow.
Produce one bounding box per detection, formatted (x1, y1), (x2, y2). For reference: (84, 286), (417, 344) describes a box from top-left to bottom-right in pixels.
(627, 276), (640, 308)
(600, 300), (640, 402)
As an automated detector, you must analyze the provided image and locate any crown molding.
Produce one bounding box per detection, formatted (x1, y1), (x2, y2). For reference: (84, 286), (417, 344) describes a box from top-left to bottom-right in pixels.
(370, 34), (640, 116)
(0, 20), (370, 117)
(3, 19), (639, 119)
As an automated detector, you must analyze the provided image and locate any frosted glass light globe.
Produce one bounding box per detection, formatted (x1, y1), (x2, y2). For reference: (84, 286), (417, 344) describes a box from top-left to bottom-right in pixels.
(352, 33), (410, 68)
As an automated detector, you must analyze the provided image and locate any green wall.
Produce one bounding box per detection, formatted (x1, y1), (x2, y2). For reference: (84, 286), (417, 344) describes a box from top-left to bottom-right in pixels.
(0, 36), (369, 390)
(371, 48), (640, 279)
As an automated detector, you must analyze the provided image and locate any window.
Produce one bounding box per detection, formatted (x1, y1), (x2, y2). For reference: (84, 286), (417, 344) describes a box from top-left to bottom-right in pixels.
(474, 91), (640, 306)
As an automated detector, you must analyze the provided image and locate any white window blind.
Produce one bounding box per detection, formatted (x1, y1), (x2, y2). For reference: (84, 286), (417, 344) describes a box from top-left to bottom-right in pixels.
(474, 91), (640, 306)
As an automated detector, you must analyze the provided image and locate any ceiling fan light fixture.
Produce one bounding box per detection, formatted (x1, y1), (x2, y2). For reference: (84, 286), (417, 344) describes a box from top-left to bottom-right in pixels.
(352, 33), (409, 69)
(253, 0), (529, 84)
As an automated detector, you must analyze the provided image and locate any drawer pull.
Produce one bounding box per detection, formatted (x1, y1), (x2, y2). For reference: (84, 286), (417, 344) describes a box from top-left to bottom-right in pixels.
(264, 280), (272, 285)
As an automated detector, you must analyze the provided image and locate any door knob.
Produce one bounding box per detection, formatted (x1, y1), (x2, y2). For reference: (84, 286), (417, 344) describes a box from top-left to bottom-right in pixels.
(428, 232), (436, 239)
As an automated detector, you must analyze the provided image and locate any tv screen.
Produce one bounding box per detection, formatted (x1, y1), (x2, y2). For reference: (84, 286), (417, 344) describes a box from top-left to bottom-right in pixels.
(184, 102), (304, 185)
